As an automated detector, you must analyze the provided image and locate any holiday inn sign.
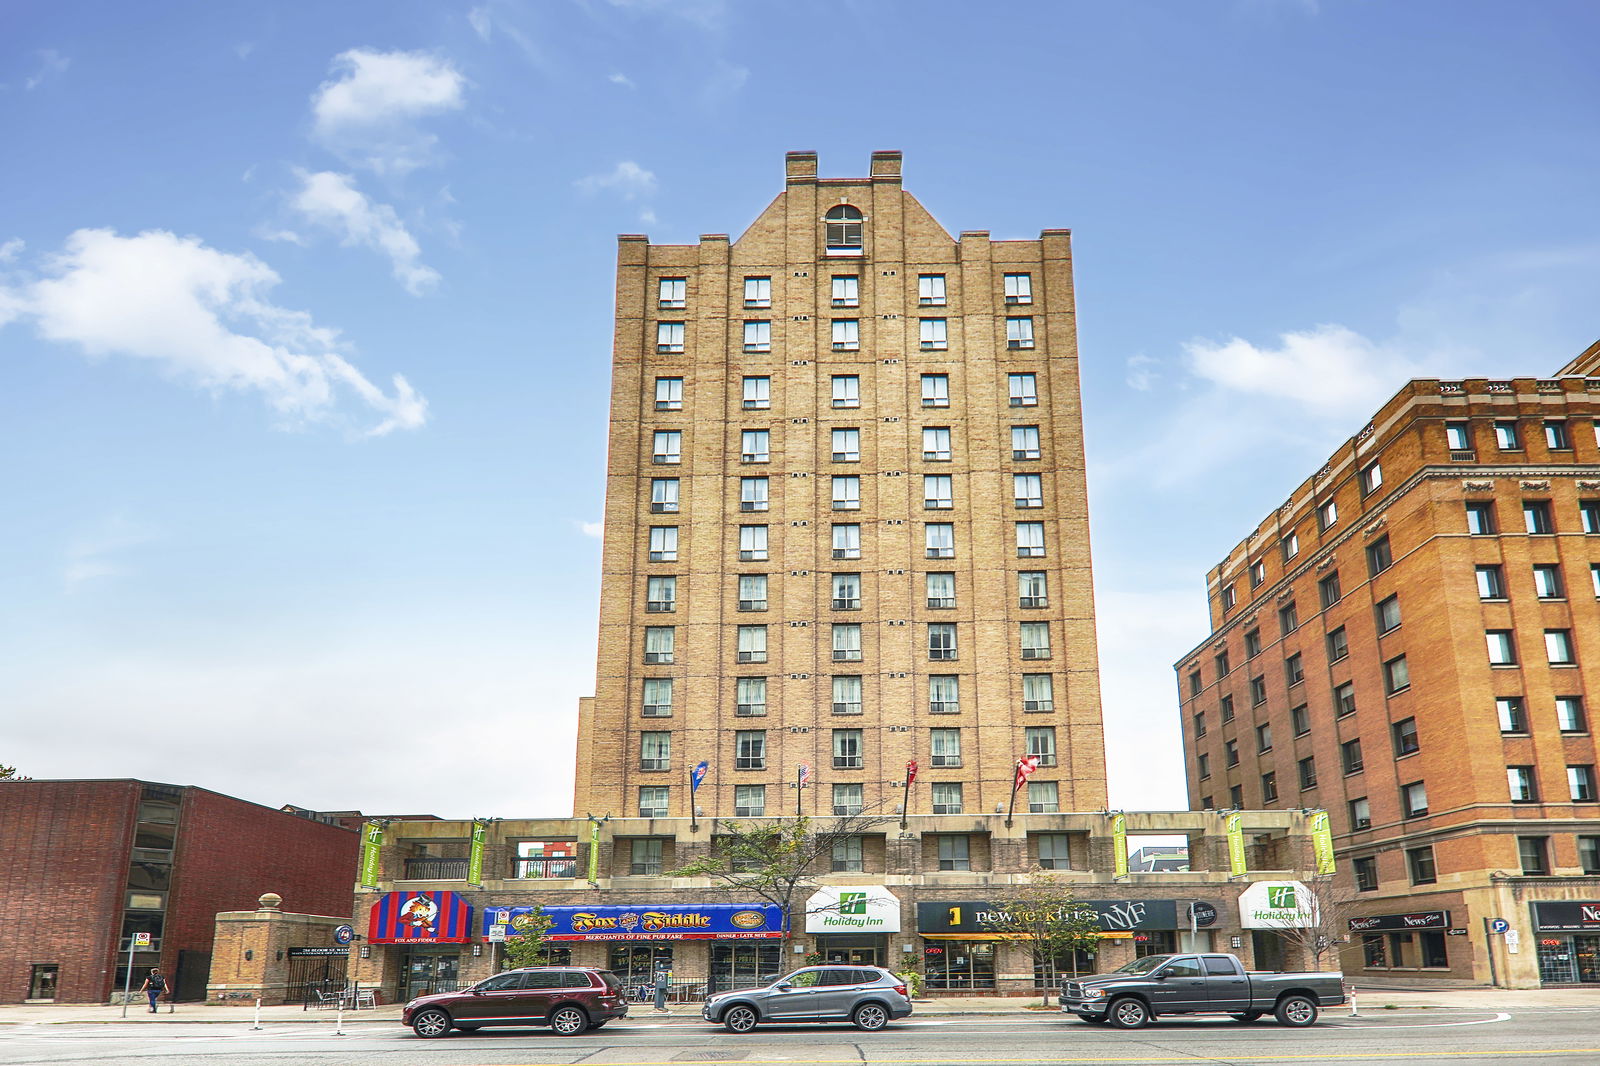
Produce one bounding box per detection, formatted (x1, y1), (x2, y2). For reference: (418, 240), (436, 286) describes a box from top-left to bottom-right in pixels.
(805, 886), (901, 933)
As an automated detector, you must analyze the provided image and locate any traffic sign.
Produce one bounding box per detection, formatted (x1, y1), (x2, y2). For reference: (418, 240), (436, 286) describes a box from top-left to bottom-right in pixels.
(132, 932), (152, 948)
(333, 924), (355, 945)
(487, 924), (507, 943)
(1489, 918), (1510, 934)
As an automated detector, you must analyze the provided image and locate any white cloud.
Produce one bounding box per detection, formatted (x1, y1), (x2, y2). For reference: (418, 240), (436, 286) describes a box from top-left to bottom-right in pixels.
(311, 49), (465, 175)
(255, 226), (305, 245)
(578, 521), (604, 539)
(0, 238), (22, 263)
(608, 72), (635, 88)
(290, 170), (440, 295)
(468, 6), (493, 40)
(575, 160), (657, 201)
(63, 515), (157, 592)
(25, 49), (70, 91)
(1125, 353), (1158, 391)
(638, 207), (657, 226)
(0, 228), (427, 436)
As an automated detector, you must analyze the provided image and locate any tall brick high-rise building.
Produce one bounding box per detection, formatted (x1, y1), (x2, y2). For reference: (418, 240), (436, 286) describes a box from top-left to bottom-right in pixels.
(574, 151), (1107, 823)
(1175, 341), (1600, 988)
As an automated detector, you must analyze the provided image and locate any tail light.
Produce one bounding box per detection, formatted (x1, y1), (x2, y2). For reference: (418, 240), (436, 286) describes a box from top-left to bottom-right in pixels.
(894, 983), (908, 998)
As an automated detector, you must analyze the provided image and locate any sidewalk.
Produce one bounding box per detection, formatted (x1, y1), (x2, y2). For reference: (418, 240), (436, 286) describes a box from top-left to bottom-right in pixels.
(1, 987), (1594, 1025)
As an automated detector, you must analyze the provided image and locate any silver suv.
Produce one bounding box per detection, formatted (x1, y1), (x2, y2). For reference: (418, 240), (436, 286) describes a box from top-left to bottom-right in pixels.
(701, 966), (912, 1033)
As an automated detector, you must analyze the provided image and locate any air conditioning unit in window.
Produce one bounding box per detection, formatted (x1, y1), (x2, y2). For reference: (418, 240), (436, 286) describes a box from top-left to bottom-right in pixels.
(1020, 596), (1046, 608)
(1021, 648), (1049, 660)
(740, 501), (758, 511)
(1354, 817), (1372, 830)
(832, 549), (854, 559)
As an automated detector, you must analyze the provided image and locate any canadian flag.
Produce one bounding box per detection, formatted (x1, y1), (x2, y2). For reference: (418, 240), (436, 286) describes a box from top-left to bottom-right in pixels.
(1014, 755), (1041, 789)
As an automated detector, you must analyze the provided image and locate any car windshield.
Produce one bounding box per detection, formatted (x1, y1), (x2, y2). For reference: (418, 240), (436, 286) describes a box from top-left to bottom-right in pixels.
(1111, 955), (1173, 976)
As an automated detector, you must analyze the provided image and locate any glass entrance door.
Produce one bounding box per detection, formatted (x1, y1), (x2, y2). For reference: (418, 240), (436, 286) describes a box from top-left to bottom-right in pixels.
(29, 965), (58, 1000)
(818, 934), (885, 966)
(401, 951), (460, 1000)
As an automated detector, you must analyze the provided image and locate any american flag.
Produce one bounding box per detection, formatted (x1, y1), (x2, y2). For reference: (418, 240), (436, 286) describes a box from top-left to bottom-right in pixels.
(797, 762), (812, 787)
(1014, 754), (1041, 789)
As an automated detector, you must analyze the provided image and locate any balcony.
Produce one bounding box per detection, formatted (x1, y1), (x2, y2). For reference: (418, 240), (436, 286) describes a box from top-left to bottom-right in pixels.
(515, 857), (578, 879)
(402, 858), (468, 881)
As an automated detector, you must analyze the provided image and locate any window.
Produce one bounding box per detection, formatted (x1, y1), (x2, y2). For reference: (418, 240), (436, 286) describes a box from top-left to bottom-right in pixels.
(1557, 696), (1588, 733)
(1025, 725), (1057, 767)
(1012, 424), (1041, 460)
(1008, 372), (1038, 407)
(1213, 647), (1230, 676)
(924, 475), (954, 510)
(1507, 765), (1538, 802)
(642, 678), (673, 718)
(655, 376), (683, 410)
(734, 677), (767, 717)
(831, 572), (861, 611)
(1221, 584), (1237, 610)
(918, 273), (947, 306)
(1342, 738), (1364, 774)
(921, 373), (949, 407)
(1374, 594), (1401, 635)
(1249, 560), (1266, 588)
(737, 574), (768, 612)
(925, 523), (955, 559)
(1546, 629), (1577, 665)
(737, 626), (767, 664)
(919, 318), (948, 350)
(1225, 740), (1240, 767)
(643, 626), (674, 664)
(1494, 420), (1521, 450)
(831, 523), (861, 560)
(1353, 854), (1377, 889)
(930, 728), (962, 768)
(741, 429), (770, 463)
(640, 731), (671, 771)
(1006, 317), (1035, 349)
(638, 788), (669, 820)
(1445, 421), (1471, 451)
(740, 477), (770, 512)
(1327, 626), (1349, 663)
(1282, 531), (1299, 561)
(630, 836), (665, 875)
(1198, 752), (1211, 779)
(926, 571), (956, 609)
(1188, 670), (1202, 698)
(831, 783), (864, 816)
(928, 623), (957, 661)
(1298, 756), (1318, 790)
(1534, 564), (1564, 599)
(1260, 772), (1278, 803)
(831, 623), (862, 662)
(652, 430), (682, 465)
(831, 319), (860, 351)
(1319, 571), (1342, 608)
(1249, 675), (1267, 707)
(1361, 462), (1383, 495)
(1407, 845), (1437, 884)
(1334, 682), (1356, 718)
(1285, 652), (1304, 687)
(742, 375), (770, 410)
(1545, 420), (1570, 449)
(1384, 655), (1410, 694)
(1366, 535), (1393, 576)
(923, 425), (952, 461)
(1392, 717), (1419, 756)
(1518, 836), (1549, 875)
(1569, 765), (1597, 802)
(650, 477), (679, 513)
(929, 674), (960, 714)
(1486, 630), (1517, 665)
(1291, 704), (1310, 736)
(1230, 784), (1243, 807)
(1496, 697), (1527, 733)
(831, 427), (860, 462)
(1476, 565), (1506, 600)
(831, 675), (863, 716)
(738, 525), (768, 561)
(1466, 501), (1496, 534)
(734, 730), (766, 770)
(1279, 600), (1299, 634)
(832, 474), (861, 510)
(932, 785), (965, 818)
(1004, 272), (1033, 304)
(1593, 563), (1600, 596)
(1027, 780), (1059, 813)
(1317, 498), (1338, 531)
(732, 784), (767, 818)
(1193, 711), (1207, 738)
(831, 275), (859, 307)
(1022, 673), (1054, 712)
(646, 575), (677, 613)
(824, 204), (863, 250)
(1018, 571), (1048, 608)
(1401, 781), (1429, 818)
(1037, 833), (1071, 869)
(935, 831), (969, 866)
(832, 729), (863, 770)
(656, 321), (684, 353)
(1220, 694), (1235, 722)
(1580, 836), (1600, 875)
(1014, 473), (1043, 508)
(743, 276), (771, 308)
(658, 277), (686, 308)
(1524, 500), (1554, 534)
(831, 374), (860, 408)
(1256, 723), (1273, 753)
(743, 320), (771, 352)
(831, 836), (864, 872)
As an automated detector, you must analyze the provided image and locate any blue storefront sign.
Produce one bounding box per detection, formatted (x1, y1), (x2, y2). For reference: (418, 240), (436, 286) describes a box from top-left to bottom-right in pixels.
(482, 904), (785, 941)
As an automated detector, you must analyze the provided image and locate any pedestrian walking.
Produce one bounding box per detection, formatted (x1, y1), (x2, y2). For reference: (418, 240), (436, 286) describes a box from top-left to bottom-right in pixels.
(653, 966), (671, 1013)
(139, 969), (166, 1013)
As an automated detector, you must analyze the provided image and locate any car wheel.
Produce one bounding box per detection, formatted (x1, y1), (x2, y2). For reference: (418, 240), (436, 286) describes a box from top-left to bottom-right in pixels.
(723, 1004), (759, 1033)
(551, 1006), (590, 1035)
(853, 1002), (889, 1032)
(1108, 997), (1150, 1030)
(1230, 1011), (1262, 1023)
(1275, 995), (1318, 1028)
(411, 1009), (451, 1038)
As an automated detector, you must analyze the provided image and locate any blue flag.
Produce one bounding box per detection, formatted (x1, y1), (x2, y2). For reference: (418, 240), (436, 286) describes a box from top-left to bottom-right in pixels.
(691, 761), (709, 792)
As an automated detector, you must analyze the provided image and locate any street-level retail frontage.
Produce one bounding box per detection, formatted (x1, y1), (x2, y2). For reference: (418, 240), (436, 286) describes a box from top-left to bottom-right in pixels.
(1532, 902), (1600, 985)
(806, 886), (900, 967)
(1347, 909), (1453, 974)
(366, 891), (474, 1000)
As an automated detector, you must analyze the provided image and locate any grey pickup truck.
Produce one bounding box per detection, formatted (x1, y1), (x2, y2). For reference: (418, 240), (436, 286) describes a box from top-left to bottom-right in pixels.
(1058, 952), (1344, 1029)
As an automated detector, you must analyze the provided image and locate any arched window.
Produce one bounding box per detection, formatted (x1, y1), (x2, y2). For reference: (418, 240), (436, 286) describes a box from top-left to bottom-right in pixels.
(825, 204), (863, 250)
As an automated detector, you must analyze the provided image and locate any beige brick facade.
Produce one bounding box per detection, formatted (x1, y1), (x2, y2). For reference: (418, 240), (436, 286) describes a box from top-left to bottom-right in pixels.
(574, 152), (1107, 821)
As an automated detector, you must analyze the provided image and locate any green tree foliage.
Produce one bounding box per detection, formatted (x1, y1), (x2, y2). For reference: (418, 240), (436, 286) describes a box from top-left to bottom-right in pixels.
(985, 871), (1105, 1004)
(0, 765), (26, 780)
(497, 906), (556, 970)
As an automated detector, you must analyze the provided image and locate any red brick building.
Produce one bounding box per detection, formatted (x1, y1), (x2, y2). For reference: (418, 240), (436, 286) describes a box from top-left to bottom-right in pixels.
(0, 780), (359, 1003)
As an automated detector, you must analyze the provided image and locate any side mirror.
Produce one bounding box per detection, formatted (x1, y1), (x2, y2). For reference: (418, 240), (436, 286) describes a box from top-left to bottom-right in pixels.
(1152, 971), (1168, 980)
(776, 982), (793, 991)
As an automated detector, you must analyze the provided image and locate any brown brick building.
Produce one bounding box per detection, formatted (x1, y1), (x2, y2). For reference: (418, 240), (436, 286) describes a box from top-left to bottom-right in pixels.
(0, 779), (358, 1003)
(1175, 341), (1600, 987)
(573, 150), (1107, 824)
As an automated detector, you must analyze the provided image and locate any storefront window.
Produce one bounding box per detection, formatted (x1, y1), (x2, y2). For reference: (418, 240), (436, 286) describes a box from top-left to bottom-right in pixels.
(1388, 932), (1412, 968)
(1420, 931), (1448, 968)
(1033, 948), (1097, 987)
(608, 944), (674, 987)
(1362, 935), (1386, 967)
(709, 943), (782, 995)
(1538, 936), (1600, 984)
(1134, 931), (1176, 957)
(923, 941), (996, 990)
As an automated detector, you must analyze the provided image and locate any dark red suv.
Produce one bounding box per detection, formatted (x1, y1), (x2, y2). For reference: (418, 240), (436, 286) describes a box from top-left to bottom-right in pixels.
(403, 967), (628, 1037)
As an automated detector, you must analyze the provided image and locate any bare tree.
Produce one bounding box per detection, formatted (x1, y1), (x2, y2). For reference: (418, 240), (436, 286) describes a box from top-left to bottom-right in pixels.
(984, 871), (1105, 1004)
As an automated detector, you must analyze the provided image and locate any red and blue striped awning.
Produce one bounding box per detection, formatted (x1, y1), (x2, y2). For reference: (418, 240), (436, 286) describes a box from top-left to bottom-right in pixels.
(368, 891), (473, 944)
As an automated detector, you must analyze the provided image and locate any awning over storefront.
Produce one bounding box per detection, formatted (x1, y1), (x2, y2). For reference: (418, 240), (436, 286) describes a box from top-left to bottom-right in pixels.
(482, 904), (785, 941)
(369, 891), (473, 944)
(1347, 910), (1450, 933)
(916, 898), (1204, 935)
(1532, 902), (1600, 932)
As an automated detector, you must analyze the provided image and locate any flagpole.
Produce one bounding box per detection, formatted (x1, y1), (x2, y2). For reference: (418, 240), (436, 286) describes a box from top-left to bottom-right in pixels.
(1005, 760), (1021, 829)
(689, 763), (698, 833)
(795, 764), (803, 817)
(900, 761), (916, 831)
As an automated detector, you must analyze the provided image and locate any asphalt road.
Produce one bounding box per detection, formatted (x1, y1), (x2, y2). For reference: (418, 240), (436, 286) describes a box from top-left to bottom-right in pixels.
(4, 1010), (1600, 1066)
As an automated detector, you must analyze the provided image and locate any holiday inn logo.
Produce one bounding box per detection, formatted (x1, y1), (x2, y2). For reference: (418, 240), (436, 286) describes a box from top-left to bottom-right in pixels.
(838, 891), (867, 915)
(1267, 885), (1297, 910)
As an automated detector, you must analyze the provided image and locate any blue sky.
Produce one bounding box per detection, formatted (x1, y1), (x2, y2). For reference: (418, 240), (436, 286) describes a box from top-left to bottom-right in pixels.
(4, 0), (1598, 819)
